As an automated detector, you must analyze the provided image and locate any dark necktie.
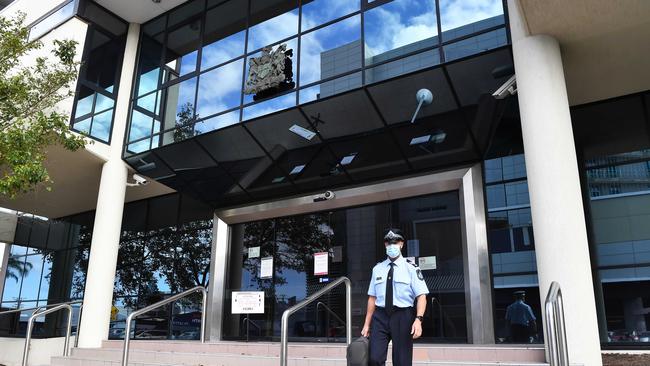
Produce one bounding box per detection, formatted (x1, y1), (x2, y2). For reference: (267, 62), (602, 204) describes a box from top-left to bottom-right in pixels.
(386, 263), (395, 315)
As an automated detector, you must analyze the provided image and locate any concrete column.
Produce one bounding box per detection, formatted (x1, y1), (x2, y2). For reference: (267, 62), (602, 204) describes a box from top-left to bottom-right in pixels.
(508, 1), (602, 364)
(0, 242), (11, 300)
(77, 22), (140, 348)
(77, 160), (127, 347)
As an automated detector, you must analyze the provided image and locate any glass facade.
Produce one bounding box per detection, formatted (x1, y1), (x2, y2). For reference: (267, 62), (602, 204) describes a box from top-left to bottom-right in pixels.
(108, 194), (213, 340)
(0, 193), (213, 340)
(70, 2), (128, 143)
(573, 91), (650, 345)
(0, 213), (93, 337)
(126, 0), (507, 154)
(224, 191), (468, 343)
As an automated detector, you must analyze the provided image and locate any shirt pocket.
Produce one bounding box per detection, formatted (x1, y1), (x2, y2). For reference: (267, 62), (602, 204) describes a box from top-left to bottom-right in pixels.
(393, 272), (413, 298)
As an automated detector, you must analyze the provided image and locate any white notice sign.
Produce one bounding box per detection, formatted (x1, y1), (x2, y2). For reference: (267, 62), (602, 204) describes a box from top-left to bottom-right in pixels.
(419, 256), (437, 270)
(314, 252), (328, 276)
(260, 256), (273, 279)
(232, 291), (265, 314)
(248, 246), (260, 258)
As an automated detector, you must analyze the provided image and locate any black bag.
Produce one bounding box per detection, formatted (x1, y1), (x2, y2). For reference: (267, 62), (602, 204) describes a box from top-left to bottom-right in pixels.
(347, 336), (369, 366)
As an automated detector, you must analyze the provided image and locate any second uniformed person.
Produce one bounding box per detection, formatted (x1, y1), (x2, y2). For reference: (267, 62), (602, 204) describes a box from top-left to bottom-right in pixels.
(361, 228), (429, 366)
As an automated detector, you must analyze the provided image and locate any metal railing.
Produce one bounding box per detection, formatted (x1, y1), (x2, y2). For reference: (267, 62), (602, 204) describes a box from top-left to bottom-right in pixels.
(0, 300), (82, 366)
(121, 286), (207, 366)
(280, 277), (351, 366)
(23, 304), (73, 366)
(242, 316), (261, 340)
(316, 301), (345, 341)
(544, 282), (569, 366)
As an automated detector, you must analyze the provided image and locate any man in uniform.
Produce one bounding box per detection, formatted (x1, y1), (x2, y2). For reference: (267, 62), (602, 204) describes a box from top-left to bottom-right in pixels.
(505, 290), (536, 343)
(361, 228), (429, 366)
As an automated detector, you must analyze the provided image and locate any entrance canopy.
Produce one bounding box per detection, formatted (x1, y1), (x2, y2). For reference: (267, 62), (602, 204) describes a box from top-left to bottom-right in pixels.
(125, 47), (514, 208)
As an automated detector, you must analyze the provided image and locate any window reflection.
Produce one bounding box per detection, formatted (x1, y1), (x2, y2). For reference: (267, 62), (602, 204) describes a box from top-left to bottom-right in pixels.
(439, 0), (504, 41)
(196, 59), (244, 118)
(299, 15), (361, 86)
(247, 4), (299, 52)
(201, 0), (247, 70)
(194, 111), (240, 134)
(164, 20), (202, 82)
(243, 92), (296, 121)
(301, 0), (359, 31)
(364, 0), (438, 66)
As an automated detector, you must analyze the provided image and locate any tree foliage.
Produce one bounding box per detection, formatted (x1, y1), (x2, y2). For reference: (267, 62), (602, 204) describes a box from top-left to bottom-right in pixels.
(0, 13), (87, 198)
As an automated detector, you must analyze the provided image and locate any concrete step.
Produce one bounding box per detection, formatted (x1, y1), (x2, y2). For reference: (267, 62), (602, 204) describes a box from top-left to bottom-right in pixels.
(57, 341), (545, 366)
(51, 353), (549, 366)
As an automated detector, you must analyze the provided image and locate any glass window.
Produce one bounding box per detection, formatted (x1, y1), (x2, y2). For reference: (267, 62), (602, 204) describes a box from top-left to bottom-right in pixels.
(129, 110), (155, 142)
(137, 36), (164, 97)
(443, 28), (507, 62)
(299, 15), (361, 86)
(73, 117), (91, 135)
(136, 92), (160, 115)
(364, 0), (438, 67)
(90, 109), (114, 142)
(163, 21), (202, 82)
(301, 0), (359, 31)
(201, 0), (247, 70)
(168, 0), (205, 29)
(28, 1), (76, 41)
(247, 2), (299, 52)
(19, 255), (45, 301)
(194, 110), (240, 134)
(75, 86), (95, 118)
(196, 59), (244, 118)
(161, 77), (198, 131)
(243, 92), (296, 121)
(439, 0), (504, 42)
(2, 256), (23, 302)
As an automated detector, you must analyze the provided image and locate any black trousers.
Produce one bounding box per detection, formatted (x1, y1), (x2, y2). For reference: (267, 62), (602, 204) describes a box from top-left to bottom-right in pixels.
(510, 324), (530, 342)
(369, 306), (414, 366)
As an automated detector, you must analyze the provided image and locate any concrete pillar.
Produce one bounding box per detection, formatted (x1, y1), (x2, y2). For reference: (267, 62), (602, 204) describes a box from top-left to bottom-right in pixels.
(77, 22), (140, 348)
(0, 242), (11, 300)
(77, 159), (127, 347)
(508, 1), (602, 364)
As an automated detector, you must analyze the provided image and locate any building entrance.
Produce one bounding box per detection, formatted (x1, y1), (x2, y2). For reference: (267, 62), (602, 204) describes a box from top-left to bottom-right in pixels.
(212, 165), (494, 344)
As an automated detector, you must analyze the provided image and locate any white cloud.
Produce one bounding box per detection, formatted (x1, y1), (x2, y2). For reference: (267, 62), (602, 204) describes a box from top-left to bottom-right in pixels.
(439, 0), (503, 31)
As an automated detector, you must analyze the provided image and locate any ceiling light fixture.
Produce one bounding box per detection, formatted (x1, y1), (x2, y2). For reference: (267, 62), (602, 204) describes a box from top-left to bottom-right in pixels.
(290, 164), (305, 175)
(289, 124), (316, 141)
(340, 153), (357, 165)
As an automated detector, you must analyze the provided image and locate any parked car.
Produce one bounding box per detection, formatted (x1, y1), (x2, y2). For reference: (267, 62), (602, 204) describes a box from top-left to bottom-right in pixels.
(608, 329), (638, 342)
(175, 330), (200, 340)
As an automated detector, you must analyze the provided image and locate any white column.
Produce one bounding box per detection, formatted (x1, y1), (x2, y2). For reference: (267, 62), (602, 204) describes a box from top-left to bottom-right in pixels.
(77, 23), (140, 348)
(0, 242), (12, 299)
(0, 211), (17, 299)
(508, 1), (602, 364)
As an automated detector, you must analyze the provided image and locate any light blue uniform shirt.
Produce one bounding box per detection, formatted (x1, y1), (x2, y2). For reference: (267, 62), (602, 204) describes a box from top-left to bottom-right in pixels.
(367, 256), (429, 308)
(505, 300), (536, 326)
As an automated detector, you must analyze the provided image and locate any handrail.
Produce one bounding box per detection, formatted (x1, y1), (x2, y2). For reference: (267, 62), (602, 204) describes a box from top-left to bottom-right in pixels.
(22, 303), (73, 366)
(121, 286), (207, 366)
(280, 277), (351, 366)
(242, 316), (261, 341)
(544, 282), (569, 366)
(316, 301), (345, 340)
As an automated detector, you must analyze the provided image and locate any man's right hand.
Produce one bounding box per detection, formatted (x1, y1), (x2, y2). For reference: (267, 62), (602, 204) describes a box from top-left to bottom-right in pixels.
(361, 324), (370, 338)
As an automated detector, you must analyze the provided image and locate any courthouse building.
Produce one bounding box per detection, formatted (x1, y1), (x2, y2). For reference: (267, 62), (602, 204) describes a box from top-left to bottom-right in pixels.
(0, 0), (649, 365)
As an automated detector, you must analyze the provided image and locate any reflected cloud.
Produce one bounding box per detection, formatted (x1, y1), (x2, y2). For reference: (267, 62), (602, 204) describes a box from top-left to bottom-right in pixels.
(439, 0), (503, 31)
(196, 59), (244, 119)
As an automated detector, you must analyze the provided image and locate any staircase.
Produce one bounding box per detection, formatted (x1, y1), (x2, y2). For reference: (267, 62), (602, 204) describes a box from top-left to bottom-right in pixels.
(50, 340), (549, 365)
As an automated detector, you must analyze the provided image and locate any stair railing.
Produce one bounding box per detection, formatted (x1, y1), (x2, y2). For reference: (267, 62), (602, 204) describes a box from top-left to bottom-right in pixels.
(316, 301), (345, 341)
(544, 281), (569, 366)
(121, 286), (207, 366)
(280, 277), (351, 366)
(0, 300), (82, 366)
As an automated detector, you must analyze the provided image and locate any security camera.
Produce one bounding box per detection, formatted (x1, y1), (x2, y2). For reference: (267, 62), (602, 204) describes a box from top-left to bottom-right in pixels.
(126, 174), (150, 187)
(492, 75), (517, 100)
(313, 190), (335, 202)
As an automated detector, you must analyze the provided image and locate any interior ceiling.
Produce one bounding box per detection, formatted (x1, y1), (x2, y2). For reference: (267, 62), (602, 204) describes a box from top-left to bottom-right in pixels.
(0, 145), (174, 219)
(94, 0), (190, 24)
(519, 0), (650, 106)
(126, 47), (514, 210)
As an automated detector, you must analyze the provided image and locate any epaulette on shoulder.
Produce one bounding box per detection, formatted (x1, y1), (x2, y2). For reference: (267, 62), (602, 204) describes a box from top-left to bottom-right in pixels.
(406, 259), (419, 268)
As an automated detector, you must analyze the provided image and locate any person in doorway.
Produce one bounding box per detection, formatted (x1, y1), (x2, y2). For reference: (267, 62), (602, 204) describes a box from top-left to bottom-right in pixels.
(361, 228), (429, 366)
(505, 290), (537, 343)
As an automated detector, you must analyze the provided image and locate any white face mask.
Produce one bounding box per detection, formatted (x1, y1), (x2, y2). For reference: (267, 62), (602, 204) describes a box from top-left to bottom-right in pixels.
(386, 244), (401, 258)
